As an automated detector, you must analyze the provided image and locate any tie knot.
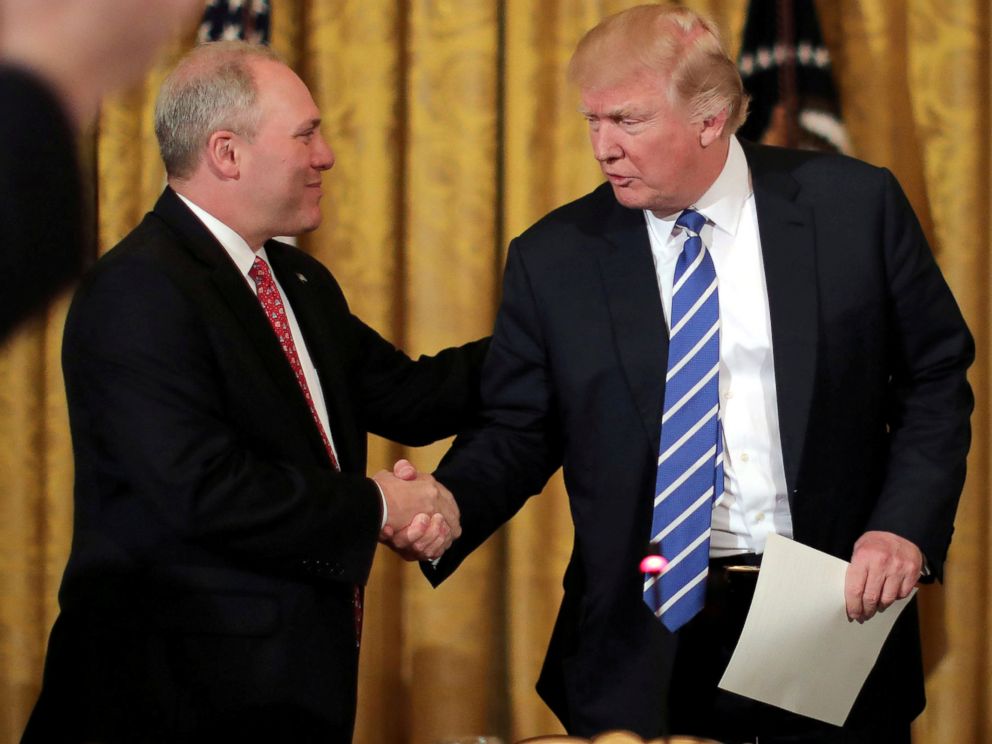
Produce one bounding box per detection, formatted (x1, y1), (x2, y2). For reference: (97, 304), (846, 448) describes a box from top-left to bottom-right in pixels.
(676, 209), (706, 236)
(248, 256), (271, 283)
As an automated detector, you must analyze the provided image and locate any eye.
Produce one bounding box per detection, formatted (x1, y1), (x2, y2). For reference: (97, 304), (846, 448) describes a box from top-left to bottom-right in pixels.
(613, 115), (640, 127)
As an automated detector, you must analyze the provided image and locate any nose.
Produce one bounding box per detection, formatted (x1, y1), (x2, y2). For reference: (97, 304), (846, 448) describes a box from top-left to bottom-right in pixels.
(591, 124), (622, 164)
(313, 132), (335, 171)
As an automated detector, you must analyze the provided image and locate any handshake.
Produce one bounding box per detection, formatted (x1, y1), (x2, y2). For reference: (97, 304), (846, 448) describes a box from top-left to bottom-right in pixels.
(373, 459), (461, 562)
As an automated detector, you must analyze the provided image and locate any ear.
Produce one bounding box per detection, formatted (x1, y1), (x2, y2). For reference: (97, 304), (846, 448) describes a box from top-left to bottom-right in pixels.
(204, 130), (241, 179)
(699, 108), (729, 147)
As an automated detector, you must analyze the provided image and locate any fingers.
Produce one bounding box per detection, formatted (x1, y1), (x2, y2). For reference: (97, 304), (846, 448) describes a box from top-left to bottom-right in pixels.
(383, 513), (451, 561)
(846, 530), (923, 623)
(844, 561), (867, 622)
(878, 572), (904, 611)
(393, 458), (417, 480)
(433, 481), (462, 539)
(860, 569), (884, 620)
(899, 571), (920, 599)
(372, 466), (461, 559)
(374, 467), (459, 535)
(412, 513), (451, 559)
(386, 513), (430, 549)
(373, 470), (430, 530)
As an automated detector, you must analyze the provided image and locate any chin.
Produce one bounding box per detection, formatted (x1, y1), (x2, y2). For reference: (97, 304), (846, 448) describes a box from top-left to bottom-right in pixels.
(289, 213), (323, 236)
(611, 186), (647, 210)
(301, 217), (323, 233)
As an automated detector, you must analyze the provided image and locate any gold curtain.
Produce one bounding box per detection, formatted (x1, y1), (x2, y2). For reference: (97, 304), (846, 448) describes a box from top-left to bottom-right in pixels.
(0, 1), (989, 742)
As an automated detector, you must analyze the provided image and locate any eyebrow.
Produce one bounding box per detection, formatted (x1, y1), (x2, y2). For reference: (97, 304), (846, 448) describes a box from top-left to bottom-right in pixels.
(578, 105), (641, 119)
(294, 117), (321, 134)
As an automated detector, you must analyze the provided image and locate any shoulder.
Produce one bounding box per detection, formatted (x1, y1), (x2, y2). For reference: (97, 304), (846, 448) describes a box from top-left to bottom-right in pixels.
(743, 140), (892, 198)
(508, 183), (641, 281)
(516, 182), (623, 245)
(67, 214), (208, 341)
(82, 213), (195, 293)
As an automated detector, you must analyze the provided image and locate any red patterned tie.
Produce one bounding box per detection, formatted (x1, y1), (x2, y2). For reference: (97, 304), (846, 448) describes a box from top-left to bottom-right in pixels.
(249, 256), (339, 470)
(248, 256), (363, 646)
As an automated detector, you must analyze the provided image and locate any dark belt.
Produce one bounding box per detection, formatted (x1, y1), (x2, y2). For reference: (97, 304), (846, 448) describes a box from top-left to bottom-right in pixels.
(702, 553), (762, 622)
(711, 551), (762, 568)
(708, 553), (762, 587)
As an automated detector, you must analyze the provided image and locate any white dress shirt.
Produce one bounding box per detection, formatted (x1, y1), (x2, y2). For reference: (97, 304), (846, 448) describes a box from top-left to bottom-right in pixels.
(176, 194), (342, 466)
(643, 137), (793, 556)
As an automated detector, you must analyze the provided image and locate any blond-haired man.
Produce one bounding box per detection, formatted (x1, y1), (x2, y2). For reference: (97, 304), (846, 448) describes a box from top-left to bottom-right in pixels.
(426, 5), (972, 742)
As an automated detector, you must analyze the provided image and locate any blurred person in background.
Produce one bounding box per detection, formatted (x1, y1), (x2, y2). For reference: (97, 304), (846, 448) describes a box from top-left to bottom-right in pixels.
(0, 0), (202, 340)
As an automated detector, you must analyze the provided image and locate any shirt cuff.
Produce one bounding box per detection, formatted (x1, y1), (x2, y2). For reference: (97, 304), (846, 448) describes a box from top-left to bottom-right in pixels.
(371, 479), (387, 530)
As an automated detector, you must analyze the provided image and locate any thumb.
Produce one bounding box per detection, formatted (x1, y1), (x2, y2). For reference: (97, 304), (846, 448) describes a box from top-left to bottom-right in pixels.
(393, 458), (417, 480)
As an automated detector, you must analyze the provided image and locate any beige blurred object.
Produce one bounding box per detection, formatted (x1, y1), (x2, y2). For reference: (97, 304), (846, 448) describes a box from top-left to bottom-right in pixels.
(436, 737), (506, 744)
(516, 732), (721, 744)
(0, 0), (202, 126)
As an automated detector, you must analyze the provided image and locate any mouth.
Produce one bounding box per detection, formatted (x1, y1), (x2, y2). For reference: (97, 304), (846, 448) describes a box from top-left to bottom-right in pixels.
(605, 173), (633, 186)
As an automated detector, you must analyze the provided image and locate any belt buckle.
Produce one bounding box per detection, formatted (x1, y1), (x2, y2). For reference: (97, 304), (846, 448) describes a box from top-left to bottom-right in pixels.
(721, 564), (760, 584)
(723, 564), (760, 574)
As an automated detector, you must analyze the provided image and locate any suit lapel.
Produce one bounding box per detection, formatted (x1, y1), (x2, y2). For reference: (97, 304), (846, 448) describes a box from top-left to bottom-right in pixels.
(745, 145), (819, 494)
(267, 243), (361, 472)
(592, 143), (821, 493)
(596, 194), (668, 453)
(152, 189), (331, 466)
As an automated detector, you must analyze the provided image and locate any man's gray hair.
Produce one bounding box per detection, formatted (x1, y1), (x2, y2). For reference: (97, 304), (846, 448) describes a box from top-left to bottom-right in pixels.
(154, 41), (283, 178)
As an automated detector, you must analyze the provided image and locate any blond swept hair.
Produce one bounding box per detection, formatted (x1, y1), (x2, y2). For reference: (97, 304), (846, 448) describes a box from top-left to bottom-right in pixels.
(568, 3), (749, 134)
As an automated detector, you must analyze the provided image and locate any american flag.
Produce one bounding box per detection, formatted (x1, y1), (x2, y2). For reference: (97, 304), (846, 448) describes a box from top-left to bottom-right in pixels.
(737, 0), (850, 154)
(199, 0), (271, 45)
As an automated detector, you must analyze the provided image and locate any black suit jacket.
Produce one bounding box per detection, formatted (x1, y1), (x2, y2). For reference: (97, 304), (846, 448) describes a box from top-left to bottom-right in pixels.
(428, 142), (974, 737)
(25, 188), (487, 743)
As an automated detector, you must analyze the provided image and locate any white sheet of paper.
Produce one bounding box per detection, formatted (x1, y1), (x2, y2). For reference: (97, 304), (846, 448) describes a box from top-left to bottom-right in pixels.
(717, 533), (916, 726)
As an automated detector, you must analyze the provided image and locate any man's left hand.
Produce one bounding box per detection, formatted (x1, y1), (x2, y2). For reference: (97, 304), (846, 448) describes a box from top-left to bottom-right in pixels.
(845, 530), (923, 623)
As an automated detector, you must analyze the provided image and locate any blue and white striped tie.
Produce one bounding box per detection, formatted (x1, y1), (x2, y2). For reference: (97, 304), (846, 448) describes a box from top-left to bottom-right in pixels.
(644, 208), (724, 632)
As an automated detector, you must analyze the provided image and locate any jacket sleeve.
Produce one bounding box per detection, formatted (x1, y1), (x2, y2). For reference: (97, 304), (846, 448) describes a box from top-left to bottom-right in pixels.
(866, 168), (974, 580)
(350, 316), (490, 447)
(425, 239), (564, 584)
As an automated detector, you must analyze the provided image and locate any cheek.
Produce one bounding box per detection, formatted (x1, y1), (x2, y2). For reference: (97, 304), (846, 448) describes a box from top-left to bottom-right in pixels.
(632, 148), (668, 182)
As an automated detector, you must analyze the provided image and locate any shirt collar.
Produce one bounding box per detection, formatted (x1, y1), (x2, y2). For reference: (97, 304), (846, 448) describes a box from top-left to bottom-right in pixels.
(643, 136), (752, 239)
(175, 193), (271, 280)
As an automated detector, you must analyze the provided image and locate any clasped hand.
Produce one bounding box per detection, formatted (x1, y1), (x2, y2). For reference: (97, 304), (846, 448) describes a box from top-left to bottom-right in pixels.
(373, 459), (460, 561)
(845, 530), (923, 623)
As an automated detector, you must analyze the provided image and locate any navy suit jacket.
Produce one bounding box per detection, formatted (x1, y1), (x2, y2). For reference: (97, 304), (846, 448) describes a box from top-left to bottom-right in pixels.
(25, 188), (487, 743)
(428, 142), (974, 737)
